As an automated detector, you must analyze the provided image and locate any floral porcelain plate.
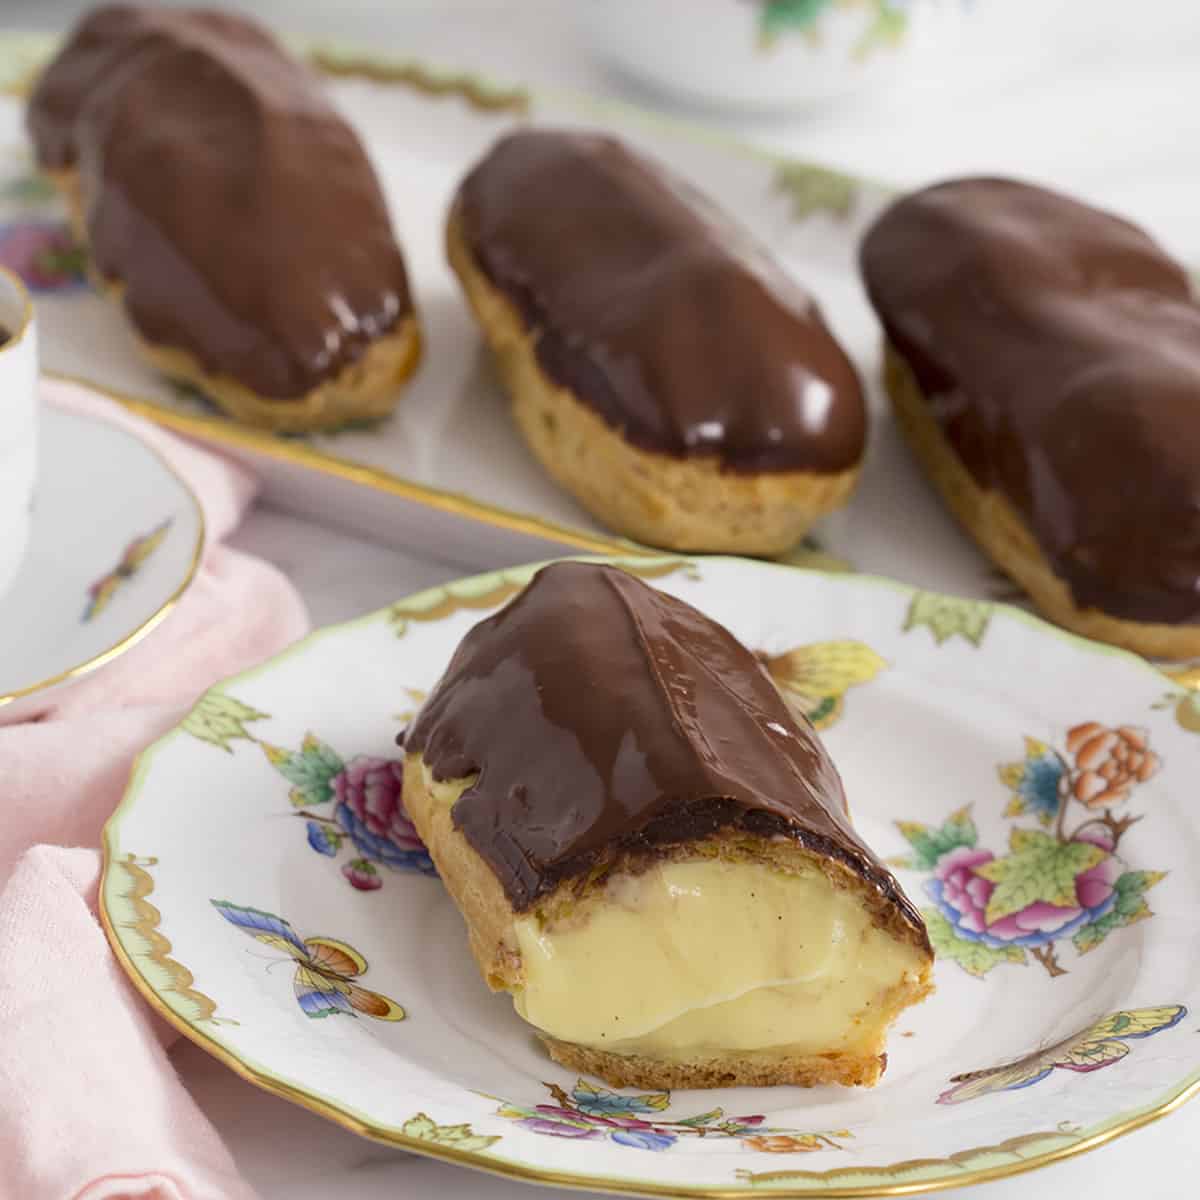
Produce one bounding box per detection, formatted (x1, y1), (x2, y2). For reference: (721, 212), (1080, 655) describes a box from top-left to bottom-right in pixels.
(102, 557), (1200, 1198)
(0, 404), (203, 722)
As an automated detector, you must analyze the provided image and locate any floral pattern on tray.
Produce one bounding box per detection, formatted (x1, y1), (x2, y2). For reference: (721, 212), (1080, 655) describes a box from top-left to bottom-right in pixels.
(0, 216), (86, 292)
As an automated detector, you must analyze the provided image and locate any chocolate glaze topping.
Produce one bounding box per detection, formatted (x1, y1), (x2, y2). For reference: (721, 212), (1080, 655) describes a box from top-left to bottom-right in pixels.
(27, 5), (413, 399)
(405, 562), (925, 942)
(861, 177), (1200, 625)
(455, 130), (866, 474)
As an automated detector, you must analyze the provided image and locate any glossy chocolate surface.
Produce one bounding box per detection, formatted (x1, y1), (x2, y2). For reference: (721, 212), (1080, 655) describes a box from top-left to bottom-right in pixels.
(406, 562), (924, 936)
(27, 5), (412, 399)
(861, 177), (1200, 624)
(455, 130), (865, 474)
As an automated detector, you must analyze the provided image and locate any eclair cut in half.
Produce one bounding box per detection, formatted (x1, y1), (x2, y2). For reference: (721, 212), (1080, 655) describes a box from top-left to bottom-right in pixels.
(402, 562), (932, 1089)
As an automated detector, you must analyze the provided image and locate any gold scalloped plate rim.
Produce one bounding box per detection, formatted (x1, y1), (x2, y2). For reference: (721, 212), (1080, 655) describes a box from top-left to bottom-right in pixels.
(100, 556), (1200, 1198)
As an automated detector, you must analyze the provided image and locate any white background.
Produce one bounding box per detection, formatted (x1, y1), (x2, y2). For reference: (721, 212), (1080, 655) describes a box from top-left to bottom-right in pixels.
(12, 1), (1200, 1196)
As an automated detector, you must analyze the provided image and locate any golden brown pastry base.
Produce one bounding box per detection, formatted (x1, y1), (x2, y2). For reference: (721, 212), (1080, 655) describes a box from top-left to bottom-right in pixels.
(446, 206), (858, 556)
(47, 168), (421, 433)
(884, 343), (1200, 659)
(403, 751), (933, 1090)
(538, 1005), (922, 1090)
(130, 320), (421, 433)
(543, 1038), (881, 1090)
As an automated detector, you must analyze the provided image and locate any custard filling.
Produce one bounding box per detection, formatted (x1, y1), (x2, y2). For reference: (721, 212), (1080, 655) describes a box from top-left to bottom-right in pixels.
(423, 767), (924, 1060)
(512, 859), (924, 1059)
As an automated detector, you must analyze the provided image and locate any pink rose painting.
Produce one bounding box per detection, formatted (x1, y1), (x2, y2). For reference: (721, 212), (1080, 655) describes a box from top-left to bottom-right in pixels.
(179, 693), (436, 889)
(259, 734), (437, 889)
(895, 723), (1164, 978)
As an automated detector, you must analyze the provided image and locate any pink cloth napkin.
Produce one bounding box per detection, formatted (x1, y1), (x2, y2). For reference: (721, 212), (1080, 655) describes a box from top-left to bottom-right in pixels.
(0, 379), (310, 1200)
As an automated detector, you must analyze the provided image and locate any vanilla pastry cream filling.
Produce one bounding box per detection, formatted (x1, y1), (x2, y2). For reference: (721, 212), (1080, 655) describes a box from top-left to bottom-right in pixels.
(512, 859), (923, 1059)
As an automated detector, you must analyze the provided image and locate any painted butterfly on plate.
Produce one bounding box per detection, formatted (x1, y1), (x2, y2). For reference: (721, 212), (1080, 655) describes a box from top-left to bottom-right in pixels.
(212, 900), (406, 1022)
(83, 517), (173, 621)
(937, 1005), (1186, 1104)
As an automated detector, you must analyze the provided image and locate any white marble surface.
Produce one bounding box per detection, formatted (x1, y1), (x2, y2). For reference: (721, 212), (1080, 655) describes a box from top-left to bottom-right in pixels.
(17, 0), (1200, 1195)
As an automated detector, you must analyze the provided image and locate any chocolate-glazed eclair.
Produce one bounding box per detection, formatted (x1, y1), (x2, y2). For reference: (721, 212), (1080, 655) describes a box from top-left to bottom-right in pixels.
(403, 562), (932, 1089)
(27, 5), (420, 432)
(861, 178), (1200, 658)
(447, 130), (866, 556)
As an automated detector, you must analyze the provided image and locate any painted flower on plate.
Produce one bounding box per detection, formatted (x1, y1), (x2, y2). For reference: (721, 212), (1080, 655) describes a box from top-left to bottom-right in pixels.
(926, 829), (1120, 949)
(744, 1132), (849, 1153)
(341, 857), (383, 891)
(493, 1080), (846, 1154)
(509, 1105), (676, 1150)
(895, 723), (1165, 978)
(246, 728), (438, 888)
(1067, 723), (1159, 808)
(332, 755), (435, 876)
(515, 1116), (605, 1141)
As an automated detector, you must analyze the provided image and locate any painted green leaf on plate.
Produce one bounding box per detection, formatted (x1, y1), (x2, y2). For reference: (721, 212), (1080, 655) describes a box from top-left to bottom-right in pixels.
(182, 693), (269, 753)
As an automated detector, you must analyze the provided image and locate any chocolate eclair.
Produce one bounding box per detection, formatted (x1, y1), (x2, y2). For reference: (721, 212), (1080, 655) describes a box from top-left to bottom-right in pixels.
(447, 130), (866, 556)
(861, 177), (1200, 658)
(403, 562), (932, 1089)
(27, 5), (420, 432)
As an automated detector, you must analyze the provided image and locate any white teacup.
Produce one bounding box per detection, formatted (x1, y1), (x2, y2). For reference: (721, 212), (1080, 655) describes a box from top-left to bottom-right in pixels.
(0, 267), (38, 600)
